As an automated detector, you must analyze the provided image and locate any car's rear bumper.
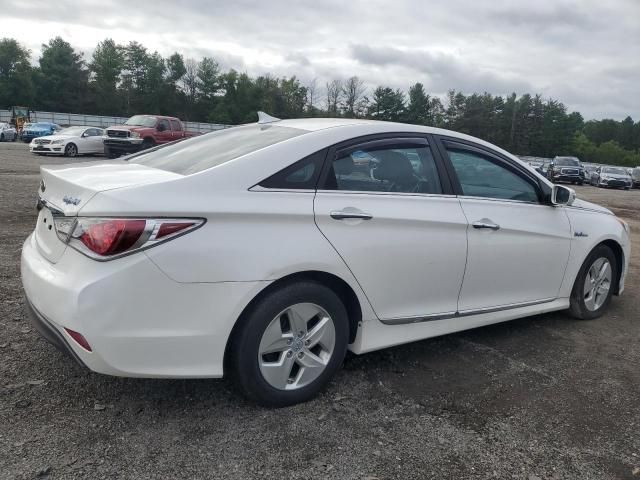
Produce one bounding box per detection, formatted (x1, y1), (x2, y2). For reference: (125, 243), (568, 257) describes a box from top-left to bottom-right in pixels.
(25, 297), (86, 367)
(21, 232), (270, 378)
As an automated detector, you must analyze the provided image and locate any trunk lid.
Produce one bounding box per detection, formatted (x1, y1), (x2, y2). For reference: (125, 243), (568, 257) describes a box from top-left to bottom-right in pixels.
(35, 161), (182, 263)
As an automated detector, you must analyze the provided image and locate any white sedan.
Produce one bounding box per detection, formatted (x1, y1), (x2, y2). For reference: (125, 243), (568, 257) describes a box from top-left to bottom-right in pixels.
(29, 126), (105, 157)
(21, 114), (630, 406)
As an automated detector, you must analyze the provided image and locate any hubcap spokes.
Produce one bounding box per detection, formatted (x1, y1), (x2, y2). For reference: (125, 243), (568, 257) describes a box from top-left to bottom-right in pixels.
(258, 303), (336, 390)
(583, 257), (612, 311)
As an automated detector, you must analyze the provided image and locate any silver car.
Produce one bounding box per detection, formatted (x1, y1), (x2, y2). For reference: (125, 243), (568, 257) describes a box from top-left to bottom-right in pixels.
(590, 166), (633, 190)
(632, 167), (640, 188)
(0, 122), (17, 142)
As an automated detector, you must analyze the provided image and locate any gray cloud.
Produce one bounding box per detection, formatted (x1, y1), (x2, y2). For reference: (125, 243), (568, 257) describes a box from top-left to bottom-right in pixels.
(2, 0), (638, 119)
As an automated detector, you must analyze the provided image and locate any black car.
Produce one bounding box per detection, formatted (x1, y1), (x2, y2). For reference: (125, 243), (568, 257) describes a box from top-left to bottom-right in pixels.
(547, 156), (585, 185)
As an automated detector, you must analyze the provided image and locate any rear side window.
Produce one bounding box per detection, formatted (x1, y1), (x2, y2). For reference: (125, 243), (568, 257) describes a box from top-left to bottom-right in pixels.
(170, 119), (182, 131)
(129, 124), (307, 175)
(259, 150), (326, 190)
(324, 143), (443, 194)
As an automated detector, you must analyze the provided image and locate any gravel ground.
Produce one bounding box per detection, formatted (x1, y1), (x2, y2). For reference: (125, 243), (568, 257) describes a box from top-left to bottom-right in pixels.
(0, 142), (639, 480)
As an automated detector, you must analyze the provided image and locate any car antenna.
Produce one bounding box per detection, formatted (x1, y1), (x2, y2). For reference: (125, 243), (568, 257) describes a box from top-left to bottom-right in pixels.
(257, 111), (281, 124)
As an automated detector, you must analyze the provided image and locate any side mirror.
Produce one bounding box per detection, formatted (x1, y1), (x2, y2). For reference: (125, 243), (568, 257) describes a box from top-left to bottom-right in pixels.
(81, 132), (88, 138)
(551, 185), (575, 206)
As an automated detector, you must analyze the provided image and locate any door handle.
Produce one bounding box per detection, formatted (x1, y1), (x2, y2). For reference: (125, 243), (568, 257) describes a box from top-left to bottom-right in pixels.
(330, 211), (373, 221)
(472, 220), (500, 231)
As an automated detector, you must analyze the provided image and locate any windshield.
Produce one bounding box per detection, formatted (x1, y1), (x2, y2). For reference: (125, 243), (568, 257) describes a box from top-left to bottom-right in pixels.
(602, 167), (628, 175)
(554, 157), (580, 166)
(125, 115), (157, 127)
(128, 124), (307, 175)
(58, 127), (86, 136)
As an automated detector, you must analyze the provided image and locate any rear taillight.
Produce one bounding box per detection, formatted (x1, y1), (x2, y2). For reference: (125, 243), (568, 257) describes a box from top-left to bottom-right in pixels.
(53, 217), (204, 260)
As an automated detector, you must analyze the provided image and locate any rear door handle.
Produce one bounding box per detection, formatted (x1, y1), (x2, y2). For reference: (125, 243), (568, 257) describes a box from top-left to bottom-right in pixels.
(472, 220), (500, 231)
(330, 211), (373, 221)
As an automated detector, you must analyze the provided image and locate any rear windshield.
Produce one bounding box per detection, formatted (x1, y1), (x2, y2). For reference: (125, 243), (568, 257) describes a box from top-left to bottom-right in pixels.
(129, 124), (307, 175)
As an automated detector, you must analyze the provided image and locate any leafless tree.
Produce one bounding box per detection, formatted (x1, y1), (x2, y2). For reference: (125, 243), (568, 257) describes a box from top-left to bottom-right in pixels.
(182, 58), (199, 104)
(306, 78), (318, 113)
(341, 76), (366, 118)
(325, 79), (343, 117)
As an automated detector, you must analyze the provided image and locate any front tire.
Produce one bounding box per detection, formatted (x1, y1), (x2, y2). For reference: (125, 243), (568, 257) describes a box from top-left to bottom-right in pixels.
(230, 281), (349, 407)
(141, 138), (155, 150)
(64, 143), (78, 157)
(569, 245), (617, 320)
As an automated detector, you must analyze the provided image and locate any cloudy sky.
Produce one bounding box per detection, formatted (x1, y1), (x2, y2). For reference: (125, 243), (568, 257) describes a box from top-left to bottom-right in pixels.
(3, 0), (639, 119)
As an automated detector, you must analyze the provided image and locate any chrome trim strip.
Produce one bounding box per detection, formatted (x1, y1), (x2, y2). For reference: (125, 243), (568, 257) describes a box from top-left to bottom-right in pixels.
(381, 311), (457, 325)
(380, 298), (556, 325)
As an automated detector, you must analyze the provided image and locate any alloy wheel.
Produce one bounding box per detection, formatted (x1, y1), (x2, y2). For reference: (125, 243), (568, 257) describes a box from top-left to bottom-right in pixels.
(583, 257), (612, 311)
(258, 302), (336, 391)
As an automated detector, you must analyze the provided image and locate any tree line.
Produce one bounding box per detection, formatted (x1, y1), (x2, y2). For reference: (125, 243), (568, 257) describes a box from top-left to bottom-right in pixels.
(1, 37), (639, 166)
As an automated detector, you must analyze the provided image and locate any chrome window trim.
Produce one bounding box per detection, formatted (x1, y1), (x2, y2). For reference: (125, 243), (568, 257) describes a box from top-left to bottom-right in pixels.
(456, 195), (546, 207)
(315, 189), (457, 199)
(380, 298), (556, 325)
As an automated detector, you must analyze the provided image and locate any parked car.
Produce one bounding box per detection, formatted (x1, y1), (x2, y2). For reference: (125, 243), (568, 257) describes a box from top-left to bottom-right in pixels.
(537, 159), (551, 176)
(22, 115), (630, 406)
(0, 122), (18, 141)
(632, 167), (640, 188)
(29, 126), (105, 157)
(21, 122), (61, 142)
(582, 163), (599, 179)
(103, 115), (199, 158)
(590, 166), (633, 190)
(547, 156), (585, 185)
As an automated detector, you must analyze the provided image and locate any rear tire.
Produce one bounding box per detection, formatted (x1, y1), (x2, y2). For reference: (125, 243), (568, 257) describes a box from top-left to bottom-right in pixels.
(230, 281), (349, 407)
(568, 245), (617, 320)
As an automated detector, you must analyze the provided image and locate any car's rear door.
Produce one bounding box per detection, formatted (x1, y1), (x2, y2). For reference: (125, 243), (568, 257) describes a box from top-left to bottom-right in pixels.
(436, 137), (571, 312)
(170, 119), (183, 141)
(314, 136), (468, 322)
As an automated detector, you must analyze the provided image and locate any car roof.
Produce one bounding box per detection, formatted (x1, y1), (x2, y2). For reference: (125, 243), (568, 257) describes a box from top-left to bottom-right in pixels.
(271, 118), (526, 163)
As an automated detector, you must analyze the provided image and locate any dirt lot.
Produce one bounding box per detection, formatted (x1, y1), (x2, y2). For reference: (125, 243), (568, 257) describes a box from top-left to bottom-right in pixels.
(0, 141), (638, 480)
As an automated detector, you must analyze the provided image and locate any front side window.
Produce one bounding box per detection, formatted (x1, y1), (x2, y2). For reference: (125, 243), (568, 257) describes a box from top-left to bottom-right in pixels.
(325, 143), (442, 194)
(448, 148), (539, 203)
(157, 119), (170, 132)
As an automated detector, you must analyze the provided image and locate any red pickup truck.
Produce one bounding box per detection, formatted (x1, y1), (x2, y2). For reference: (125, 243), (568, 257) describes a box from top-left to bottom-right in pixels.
(103, 115), (199, 158)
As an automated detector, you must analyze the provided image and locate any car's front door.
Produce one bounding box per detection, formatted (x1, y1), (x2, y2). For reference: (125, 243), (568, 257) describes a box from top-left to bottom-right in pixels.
(439, 139), (572, 312)
(156, 119), (173, 143)
(81, 128), (103, 153)
(314, 136), (468, 322)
